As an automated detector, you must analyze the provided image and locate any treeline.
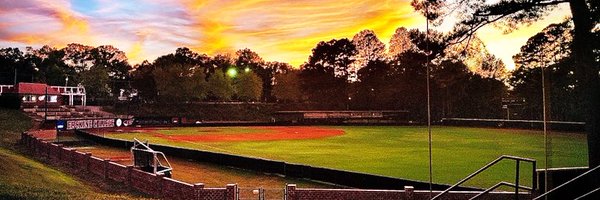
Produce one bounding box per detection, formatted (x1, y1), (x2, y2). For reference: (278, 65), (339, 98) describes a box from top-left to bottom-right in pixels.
(0, 23), (588, 121)
(510, 20), (591, 122)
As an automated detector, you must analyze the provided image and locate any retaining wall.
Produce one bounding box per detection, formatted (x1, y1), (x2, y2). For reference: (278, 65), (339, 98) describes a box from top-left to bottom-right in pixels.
(20, 132), (237, 200)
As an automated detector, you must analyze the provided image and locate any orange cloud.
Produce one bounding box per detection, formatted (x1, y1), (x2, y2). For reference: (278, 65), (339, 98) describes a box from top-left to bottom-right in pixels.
(5, 1), (94, 47)
(177, 0), (422, 67)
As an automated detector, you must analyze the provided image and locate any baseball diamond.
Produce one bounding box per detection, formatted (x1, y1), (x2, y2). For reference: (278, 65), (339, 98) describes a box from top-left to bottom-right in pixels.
(99, 126), (588, 188)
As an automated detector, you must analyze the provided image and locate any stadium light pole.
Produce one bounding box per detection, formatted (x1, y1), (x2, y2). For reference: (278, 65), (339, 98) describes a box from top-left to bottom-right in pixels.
(541, 55), (549, 198)
(44, 86), (48, 122)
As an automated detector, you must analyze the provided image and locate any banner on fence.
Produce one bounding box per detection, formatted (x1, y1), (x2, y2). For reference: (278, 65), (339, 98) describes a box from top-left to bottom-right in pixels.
(57, 118), (133, 130)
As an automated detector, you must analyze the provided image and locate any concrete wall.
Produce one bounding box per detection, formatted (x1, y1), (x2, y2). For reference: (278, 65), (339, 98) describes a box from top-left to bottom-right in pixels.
(20, 132), (237, 200)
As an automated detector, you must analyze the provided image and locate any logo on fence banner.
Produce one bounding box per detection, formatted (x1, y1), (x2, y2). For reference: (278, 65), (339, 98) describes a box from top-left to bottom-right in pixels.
(65, 119), (115, 130)
(56, 120), (66, 130)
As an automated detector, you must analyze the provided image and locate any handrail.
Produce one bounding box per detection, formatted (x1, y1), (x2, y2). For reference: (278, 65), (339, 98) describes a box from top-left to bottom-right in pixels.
(469, 181), (533, 200)
(574, 186), (600, 200)
(533, 164), (600, 200)
(432, 155), (537, 200)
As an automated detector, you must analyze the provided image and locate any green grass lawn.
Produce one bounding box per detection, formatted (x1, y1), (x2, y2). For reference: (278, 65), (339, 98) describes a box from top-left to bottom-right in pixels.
(0, 108), (149, 199)
(107, 126), (588, 189)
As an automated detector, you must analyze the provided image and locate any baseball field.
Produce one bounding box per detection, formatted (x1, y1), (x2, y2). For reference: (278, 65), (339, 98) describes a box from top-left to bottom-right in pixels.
(102, 126), (588, 188)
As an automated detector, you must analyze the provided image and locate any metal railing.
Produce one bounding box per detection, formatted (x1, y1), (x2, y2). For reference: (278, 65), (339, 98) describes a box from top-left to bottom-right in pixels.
(432, 155), (537, 200)
(237, 187), (282, 200)
(0, 85), (13, 95)
(574, 186), (600, 200)
(533, 164), (600, 200)
(470, 181), (533, 200)
(50, 86), (86, 95)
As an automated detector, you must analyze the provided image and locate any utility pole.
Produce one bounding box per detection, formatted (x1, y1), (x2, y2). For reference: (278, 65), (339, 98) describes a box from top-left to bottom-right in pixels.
(44, 86), (48, 122)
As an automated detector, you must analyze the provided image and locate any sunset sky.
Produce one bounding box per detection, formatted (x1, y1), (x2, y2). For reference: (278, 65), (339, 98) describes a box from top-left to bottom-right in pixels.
(0, 0), (571, 70)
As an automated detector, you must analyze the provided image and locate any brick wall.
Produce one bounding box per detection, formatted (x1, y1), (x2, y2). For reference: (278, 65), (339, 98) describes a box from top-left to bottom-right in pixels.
(19, 132), (236, 200)
(49, 143), (61, 163)
(130, 168), (163, 196)
(106, 162), (129, 183)
(160, 178), (232, 200)
(88, 156), (106, 177)
(285, 184), (533, 200)
(161, 177), (197, 200)
(73, 151), (90, 171)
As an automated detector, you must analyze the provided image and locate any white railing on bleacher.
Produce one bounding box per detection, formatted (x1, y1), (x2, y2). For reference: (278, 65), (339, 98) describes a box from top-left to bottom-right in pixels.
(50, 86), (86, 95)
(0, 85), (14, 95)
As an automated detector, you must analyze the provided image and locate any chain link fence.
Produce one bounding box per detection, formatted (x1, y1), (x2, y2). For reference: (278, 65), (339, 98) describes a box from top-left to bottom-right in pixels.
(237, 187), (285, 200)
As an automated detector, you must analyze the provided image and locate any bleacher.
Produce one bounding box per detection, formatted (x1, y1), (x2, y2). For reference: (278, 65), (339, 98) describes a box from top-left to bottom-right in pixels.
(23, 105), (112, 121)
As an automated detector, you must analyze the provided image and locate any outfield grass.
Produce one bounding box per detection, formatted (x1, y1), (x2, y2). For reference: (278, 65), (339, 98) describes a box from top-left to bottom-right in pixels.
(106, 126), (588, 188)
(0, 108), (149, 199)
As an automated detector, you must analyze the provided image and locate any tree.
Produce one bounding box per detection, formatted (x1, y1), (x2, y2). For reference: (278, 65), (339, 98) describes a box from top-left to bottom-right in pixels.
(28, 45), (75, 86)
(514, 20), (573, 69)
(153, 62), (207, 102)
(0, 47), (27, 84)
(351, 30), (386, 81)
(477, 53), (507, 79)
(80, 64), (111, 101)
(61, 43), (95, 72)
(304, 38), (356, 79)
(388, 27), (414, 58)
(235, 48), (275, 101)
(173, 47), (212, 74)
(210, 54), (234, 73)
(273, 70), (302, 102)
(300, 38), (356, 106)
(443, 36), (507, 79)
(206, 70), (234, 101)
(355, 59), (394, 110)
(234, 71), (263, 101)
(510, 21), (584, 122)
(235, 48), (264, 69)
(413, 0), (600, 167)
(131, 60), (157, 101)
(390, 50), (430, 119)
(455, 74), (506, 118)
(90, 45), (131, 80)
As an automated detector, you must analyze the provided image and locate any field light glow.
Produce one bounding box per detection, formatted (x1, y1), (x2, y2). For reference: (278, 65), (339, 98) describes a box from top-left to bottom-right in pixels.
(227, 68), (238, 78)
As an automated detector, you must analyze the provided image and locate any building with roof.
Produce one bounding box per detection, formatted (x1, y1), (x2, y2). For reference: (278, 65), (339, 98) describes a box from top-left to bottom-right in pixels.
(0, 82), (86, 109)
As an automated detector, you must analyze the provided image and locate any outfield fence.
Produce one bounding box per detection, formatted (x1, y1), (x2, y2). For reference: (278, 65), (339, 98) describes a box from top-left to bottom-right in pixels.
(441, 118), (585, 132)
